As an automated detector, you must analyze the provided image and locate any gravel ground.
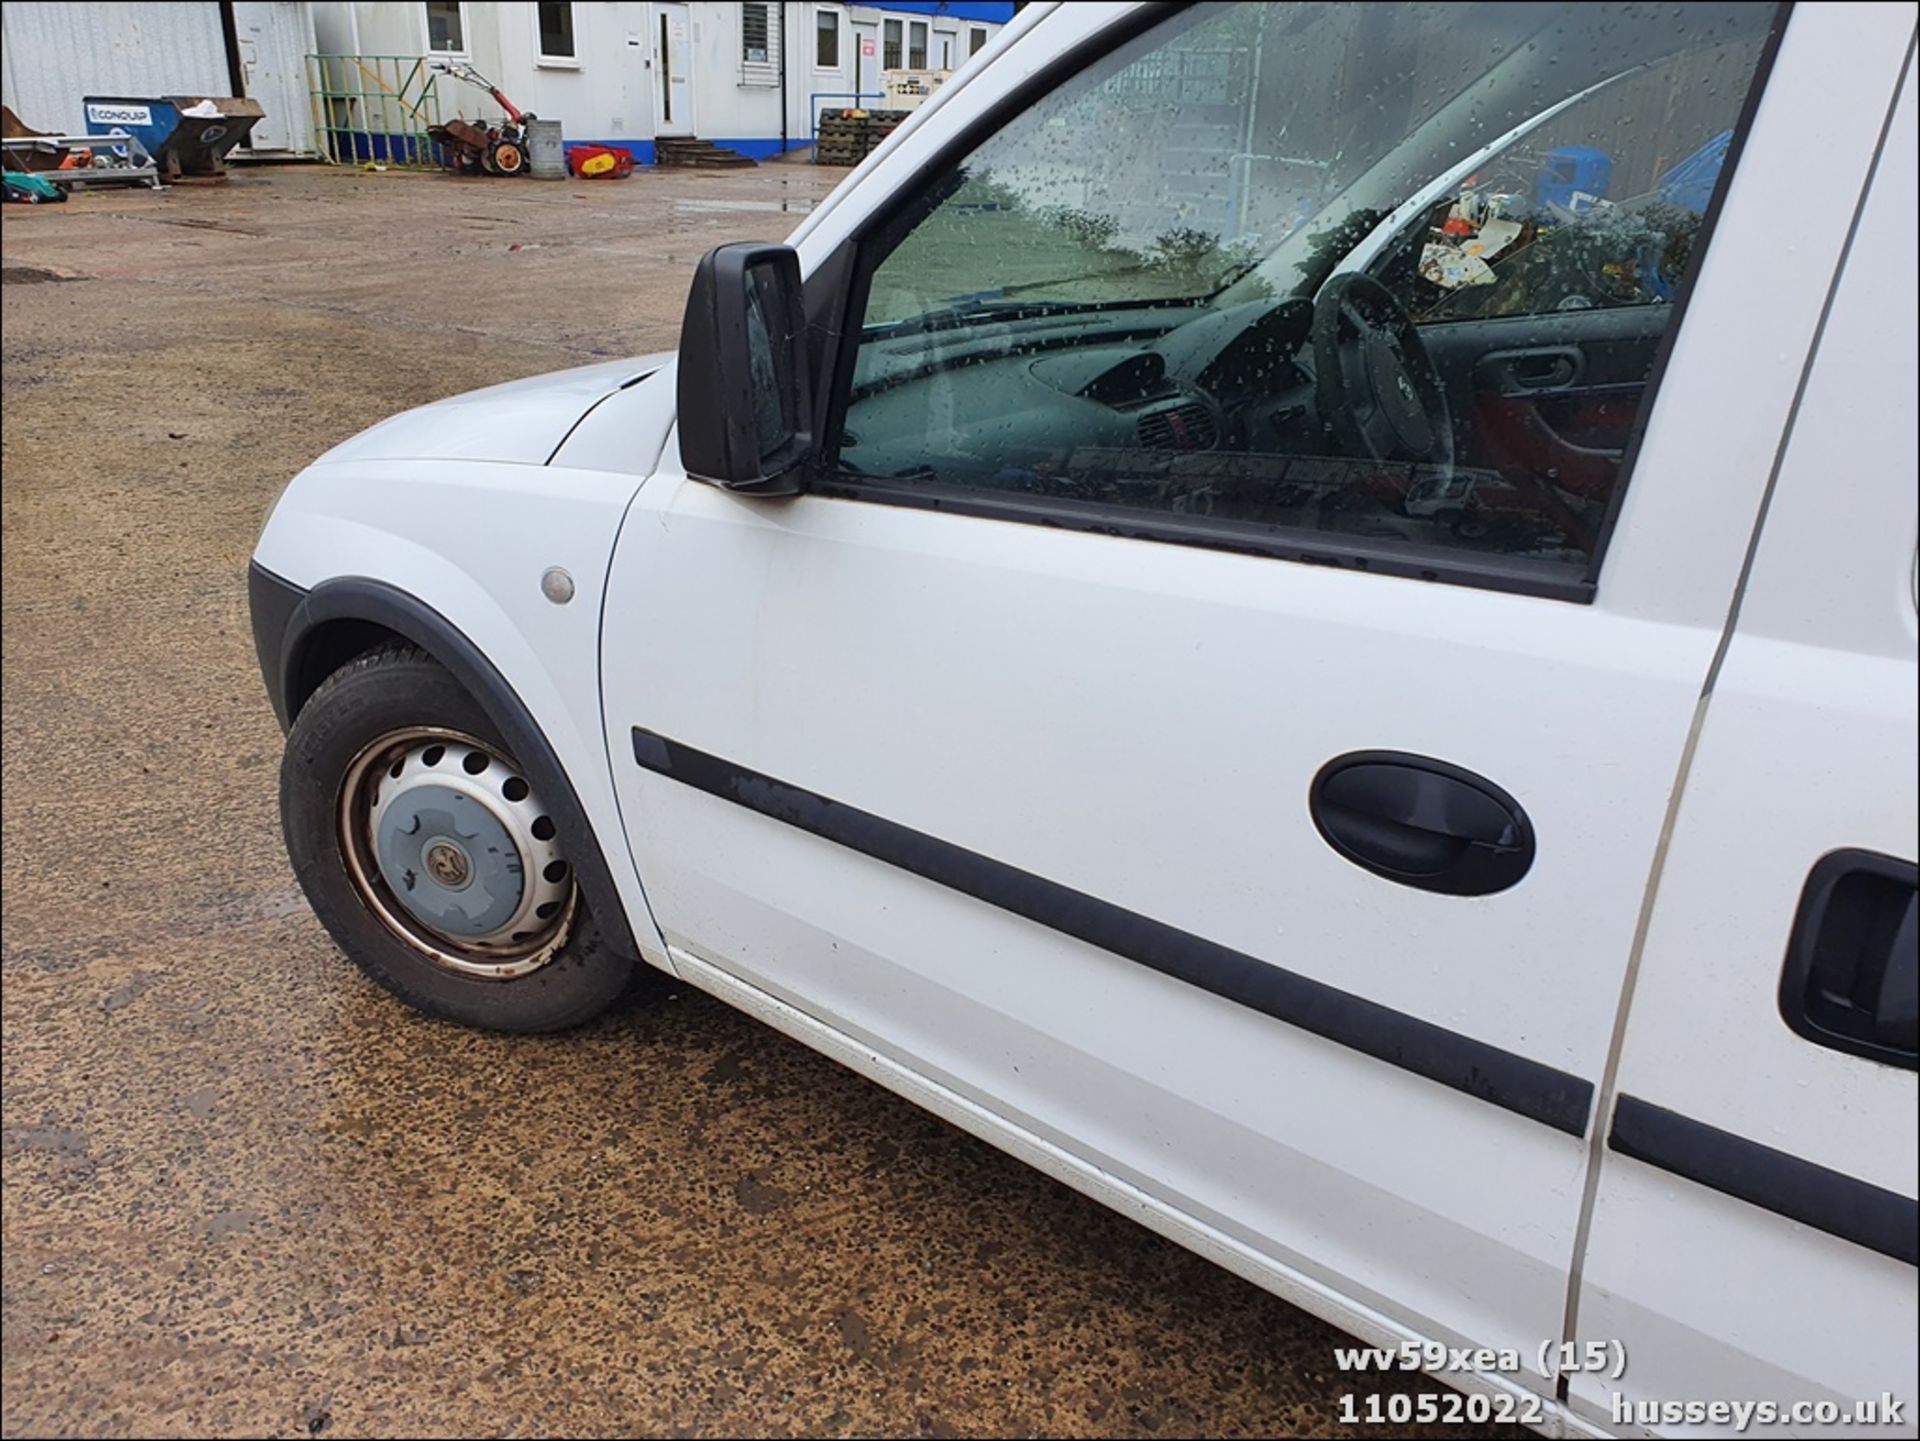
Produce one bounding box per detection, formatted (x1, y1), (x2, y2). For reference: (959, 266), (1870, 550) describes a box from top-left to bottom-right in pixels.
(2, 161), (1449, 1438)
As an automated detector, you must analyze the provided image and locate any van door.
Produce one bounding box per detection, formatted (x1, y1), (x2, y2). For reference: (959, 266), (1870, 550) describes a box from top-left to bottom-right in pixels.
(1571, 52), (1918, 1436)
(600, 0), (1904, 1394)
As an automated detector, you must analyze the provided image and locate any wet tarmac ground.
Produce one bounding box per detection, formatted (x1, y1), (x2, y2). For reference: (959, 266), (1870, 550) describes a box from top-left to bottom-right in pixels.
(4, 163), (1448, 1437)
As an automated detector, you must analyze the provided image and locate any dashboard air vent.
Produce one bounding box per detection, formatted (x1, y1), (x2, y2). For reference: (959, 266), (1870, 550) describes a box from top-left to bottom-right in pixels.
(1137, 401), (1216, 452)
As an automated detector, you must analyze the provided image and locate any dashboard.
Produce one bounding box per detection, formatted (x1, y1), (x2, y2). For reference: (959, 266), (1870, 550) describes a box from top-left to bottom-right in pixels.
(838, 299), (1327, 499)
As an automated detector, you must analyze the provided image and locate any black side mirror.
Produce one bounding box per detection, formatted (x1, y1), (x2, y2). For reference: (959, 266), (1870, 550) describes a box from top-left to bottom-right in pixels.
(678, 243), (813, 495)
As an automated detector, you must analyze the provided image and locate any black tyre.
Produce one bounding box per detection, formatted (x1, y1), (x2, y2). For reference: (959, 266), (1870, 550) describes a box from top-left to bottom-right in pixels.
(281, 644), (642, 1032)
(488, 138), (526, 175)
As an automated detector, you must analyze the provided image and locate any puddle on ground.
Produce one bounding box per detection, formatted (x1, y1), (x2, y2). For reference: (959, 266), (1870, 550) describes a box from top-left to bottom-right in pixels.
(670, 197), (815, 215)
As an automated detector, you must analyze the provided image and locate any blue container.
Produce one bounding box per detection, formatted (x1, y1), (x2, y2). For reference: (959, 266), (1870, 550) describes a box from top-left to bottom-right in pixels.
(1535, 145), (1612, 215)
(81, 95), (261, 178)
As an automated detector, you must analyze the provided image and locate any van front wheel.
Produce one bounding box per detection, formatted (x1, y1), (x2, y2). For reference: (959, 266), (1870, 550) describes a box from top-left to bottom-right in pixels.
(280, 645), (642, 1032)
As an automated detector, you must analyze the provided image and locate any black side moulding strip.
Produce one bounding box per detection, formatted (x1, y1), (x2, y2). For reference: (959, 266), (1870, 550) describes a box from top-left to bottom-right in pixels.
(1610, 1095), (1918, 1266)
(632, 727), (1594, 1136)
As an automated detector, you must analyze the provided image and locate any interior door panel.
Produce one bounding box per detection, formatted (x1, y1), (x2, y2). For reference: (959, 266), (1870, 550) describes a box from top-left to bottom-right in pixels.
(1422, 307), (1670, 472)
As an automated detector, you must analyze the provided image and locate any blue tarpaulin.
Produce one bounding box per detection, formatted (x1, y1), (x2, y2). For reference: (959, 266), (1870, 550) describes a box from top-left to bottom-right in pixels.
(1658, 130), (1733, 215)
(868, 1), (1017, 22)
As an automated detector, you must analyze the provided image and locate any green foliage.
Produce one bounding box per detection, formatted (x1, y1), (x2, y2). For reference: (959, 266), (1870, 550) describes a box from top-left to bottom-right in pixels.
(1042, 206), (1121, 248)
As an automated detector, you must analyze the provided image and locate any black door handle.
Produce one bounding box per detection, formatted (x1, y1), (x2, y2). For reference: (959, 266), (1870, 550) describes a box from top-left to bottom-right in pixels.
(1511, 354), (1578, 388)
(1310, 751), (1535, 896)
(1477, 346), (1583, 395)
(1780, 849), (1918, 1070)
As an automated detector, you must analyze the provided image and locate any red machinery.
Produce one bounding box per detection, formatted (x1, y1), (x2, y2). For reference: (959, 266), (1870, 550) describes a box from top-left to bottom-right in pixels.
(427, 62), (534, 176)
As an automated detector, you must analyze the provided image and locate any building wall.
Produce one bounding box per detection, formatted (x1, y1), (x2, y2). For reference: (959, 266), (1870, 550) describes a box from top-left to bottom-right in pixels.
(311, 1), (651, 156)
(681, 3), (783, 154)
(1, 1), (233, 136)
(307, 1), (1008, 162)
(1, 0), (316, 153)
(492, 3), (655, 151)
(812, 5), (998, 142)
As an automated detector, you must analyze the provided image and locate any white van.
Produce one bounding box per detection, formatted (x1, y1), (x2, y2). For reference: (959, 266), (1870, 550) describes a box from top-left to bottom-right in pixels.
(249, 3), (1918, 1433)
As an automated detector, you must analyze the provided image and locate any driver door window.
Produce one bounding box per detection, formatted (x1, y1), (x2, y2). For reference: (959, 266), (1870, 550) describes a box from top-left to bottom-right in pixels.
(833, 2), (1774, 595)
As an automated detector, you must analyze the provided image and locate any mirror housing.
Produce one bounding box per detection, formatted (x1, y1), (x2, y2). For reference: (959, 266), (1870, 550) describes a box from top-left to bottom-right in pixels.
(677, 243), (813, 495)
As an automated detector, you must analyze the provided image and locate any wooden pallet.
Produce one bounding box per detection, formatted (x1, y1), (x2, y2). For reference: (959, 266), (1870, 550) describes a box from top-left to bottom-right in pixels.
(814, 109), (912, 166)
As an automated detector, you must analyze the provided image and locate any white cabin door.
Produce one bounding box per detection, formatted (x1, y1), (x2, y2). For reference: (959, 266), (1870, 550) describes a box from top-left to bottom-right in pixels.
(653, 2), (694, 137)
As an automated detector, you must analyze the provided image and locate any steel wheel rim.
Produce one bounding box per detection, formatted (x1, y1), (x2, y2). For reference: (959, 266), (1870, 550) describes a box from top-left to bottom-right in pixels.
(337, 726), (575, 979)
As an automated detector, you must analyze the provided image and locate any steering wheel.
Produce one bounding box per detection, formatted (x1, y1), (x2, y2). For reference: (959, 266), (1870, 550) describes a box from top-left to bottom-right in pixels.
(1311, 273), (1454, 472)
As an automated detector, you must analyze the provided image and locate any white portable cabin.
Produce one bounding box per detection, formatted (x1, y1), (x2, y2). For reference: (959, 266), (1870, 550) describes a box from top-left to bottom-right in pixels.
(0, 1), (319, 157)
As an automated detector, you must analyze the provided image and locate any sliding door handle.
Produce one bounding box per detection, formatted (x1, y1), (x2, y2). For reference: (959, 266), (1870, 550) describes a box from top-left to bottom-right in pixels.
(1781, 849), (1919, 1070)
